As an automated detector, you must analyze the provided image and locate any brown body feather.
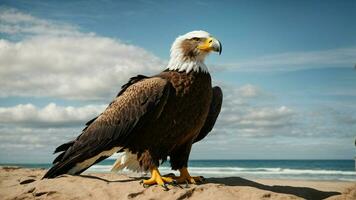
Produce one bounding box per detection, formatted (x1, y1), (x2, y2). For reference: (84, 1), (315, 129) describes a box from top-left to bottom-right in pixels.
(44, 69), (222, 178)
(129, 70), (213, 170)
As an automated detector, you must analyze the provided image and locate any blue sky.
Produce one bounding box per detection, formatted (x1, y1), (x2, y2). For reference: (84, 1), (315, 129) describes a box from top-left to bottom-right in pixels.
(0, 0), (355, 163)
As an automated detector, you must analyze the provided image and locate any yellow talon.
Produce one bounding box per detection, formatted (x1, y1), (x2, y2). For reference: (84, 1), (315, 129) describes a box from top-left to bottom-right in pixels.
(141, 167), (174, 189)
(174, 167), (205, 184)
(162, 176), (174, 183)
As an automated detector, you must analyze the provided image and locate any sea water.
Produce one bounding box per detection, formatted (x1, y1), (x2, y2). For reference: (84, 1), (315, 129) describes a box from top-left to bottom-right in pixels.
(4, 159), (355, 182)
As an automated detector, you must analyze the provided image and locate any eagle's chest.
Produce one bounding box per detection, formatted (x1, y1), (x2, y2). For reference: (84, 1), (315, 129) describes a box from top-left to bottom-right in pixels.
(171, 73), (212, 112)
(160, 71), (212, 143)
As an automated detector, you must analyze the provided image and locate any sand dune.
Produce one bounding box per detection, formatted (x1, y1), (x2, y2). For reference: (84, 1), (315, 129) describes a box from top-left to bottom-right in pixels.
(0, 166), (355, 200)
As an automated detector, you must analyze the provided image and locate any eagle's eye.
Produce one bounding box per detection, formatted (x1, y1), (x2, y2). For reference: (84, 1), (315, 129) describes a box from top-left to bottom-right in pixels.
(191, 37), (200, 41)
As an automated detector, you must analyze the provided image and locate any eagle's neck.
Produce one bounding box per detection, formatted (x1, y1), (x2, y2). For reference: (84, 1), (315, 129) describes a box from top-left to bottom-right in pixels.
(167, 58), (208, 73)
(166, 45), (209, 73)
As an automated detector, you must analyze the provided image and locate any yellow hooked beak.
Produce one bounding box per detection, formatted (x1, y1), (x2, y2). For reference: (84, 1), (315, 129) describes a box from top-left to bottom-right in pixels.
(197, 37), (222, 55)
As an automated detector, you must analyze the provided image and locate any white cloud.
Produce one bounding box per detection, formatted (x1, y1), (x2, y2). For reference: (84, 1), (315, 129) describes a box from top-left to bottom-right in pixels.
(0, 126), (80, 162)
(242, 106), (294, 122)
(0, 7), (81, 37)
(0, 8), (164, 100)
(208, 84), (297, 138)
(211, 84), (355, 139)
(218, 105), (296, 137)
(0, 127), (76, 149)
(0, 103), (105, 127)
(220, 47), (356, 71)
(238, 84), (263, 98)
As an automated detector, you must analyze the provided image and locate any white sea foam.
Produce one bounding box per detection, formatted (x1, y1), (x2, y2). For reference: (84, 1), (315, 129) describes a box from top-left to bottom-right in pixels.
(87, 165), (356, 181)
(158, 167), (356, 176)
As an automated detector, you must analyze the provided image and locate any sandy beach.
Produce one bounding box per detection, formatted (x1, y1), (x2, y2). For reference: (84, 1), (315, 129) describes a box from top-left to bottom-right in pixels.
(0, 166), (355, 200)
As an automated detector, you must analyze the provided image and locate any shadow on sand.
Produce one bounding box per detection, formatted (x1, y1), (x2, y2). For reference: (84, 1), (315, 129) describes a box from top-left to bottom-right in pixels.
(76, 175), (341, 199)
(78, 174), (142, 183)
(206, 177), (341, 200)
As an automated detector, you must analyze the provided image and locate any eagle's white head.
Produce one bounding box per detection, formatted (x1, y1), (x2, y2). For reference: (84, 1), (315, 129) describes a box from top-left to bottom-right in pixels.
(167, 30), (222, 73)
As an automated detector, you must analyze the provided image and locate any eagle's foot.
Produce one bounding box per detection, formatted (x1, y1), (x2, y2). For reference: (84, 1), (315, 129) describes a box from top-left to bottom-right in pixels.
(174, 167), (205, 184)
(140, 167), (174, 190)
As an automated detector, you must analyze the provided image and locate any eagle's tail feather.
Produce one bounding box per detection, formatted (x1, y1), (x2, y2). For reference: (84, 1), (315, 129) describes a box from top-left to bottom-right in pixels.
(42, 160), (76, 179)
(43, 156), (106, 179)
(43, 147), (121, 179)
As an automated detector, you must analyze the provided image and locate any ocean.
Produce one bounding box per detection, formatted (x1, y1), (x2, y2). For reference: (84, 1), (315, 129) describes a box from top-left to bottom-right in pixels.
(3, 160), (356, 182)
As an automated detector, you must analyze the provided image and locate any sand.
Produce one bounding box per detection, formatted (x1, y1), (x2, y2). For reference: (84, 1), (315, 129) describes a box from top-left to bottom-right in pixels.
(0, 166), (355, 200)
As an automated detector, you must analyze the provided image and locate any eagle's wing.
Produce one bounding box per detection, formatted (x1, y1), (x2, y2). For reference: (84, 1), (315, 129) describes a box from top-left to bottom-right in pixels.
(43, 75), (173, 178)
(194, 86), (223, 143)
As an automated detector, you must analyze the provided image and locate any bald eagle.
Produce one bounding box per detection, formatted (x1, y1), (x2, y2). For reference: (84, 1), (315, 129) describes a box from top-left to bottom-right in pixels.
(43, 30), (223, 189)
